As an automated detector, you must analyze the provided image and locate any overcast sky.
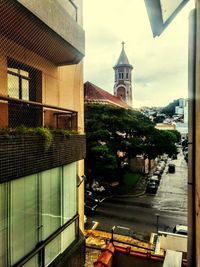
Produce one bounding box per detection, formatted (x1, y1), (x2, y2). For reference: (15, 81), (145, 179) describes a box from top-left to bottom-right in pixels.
(83, 0), (194, 108)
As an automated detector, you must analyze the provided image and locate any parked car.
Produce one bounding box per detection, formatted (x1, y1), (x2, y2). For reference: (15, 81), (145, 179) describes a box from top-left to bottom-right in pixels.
(153, 170), (162, 179)
(168, 163), (175, 173)
(172, 154), (177, 160)
(149, 175), (160, 186)
(173, 224), (188, 235)
(146, 181), (158, 194)
(160, 155), (168, 163)
(86, 195), (99, 203)
(159, 161), (166, 168)
(156, 166), (163, 174)
(84, 198), (98, 215)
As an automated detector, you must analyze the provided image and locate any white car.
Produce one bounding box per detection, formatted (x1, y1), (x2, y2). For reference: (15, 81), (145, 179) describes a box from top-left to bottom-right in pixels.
(173, 224), (188, 235)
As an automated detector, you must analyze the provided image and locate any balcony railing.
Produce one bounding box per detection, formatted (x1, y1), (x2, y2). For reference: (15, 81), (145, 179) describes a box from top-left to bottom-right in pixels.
(0, 96), (78, 131)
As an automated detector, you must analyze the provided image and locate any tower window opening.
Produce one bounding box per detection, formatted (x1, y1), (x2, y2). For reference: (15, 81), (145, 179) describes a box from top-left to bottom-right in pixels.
(119, 72), (124, 80)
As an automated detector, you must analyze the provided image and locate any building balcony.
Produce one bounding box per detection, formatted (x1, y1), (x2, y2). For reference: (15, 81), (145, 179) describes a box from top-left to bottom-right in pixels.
(0, 131), (86, 182)
(0, 0), (85, 65)
(0, 96), (78, 131)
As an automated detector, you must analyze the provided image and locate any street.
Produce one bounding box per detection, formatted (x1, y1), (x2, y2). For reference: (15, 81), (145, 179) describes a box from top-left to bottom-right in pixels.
(85, 152), (188, 240)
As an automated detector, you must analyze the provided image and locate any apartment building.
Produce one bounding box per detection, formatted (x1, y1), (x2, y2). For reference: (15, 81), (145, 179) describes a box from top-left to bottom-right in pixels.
(0, 1), (85, 266)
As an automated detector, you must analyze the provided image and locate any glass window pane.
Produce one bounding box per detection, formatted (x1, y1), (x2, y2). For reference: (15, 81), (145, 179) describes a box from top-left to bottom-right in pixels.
(40, 167), (61, 240)
(10, 174), (38, 265)
(22, 254), (38, 267)
(20, 70), (29, 77)
(22, 79), (29, 100)
(61, 222), (76, 253)
(63, 162), (77, 224)
(8, 67), (18, 74)
(8, 74), (19, 99)
(0, 183), (7, 267)
(45, 235), (61, 267)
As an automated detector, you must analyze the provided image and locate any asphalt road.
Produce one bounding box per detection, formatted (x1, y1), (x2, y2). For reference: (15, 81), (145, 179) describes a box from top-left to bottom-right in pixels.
(85, 152), (188, 240)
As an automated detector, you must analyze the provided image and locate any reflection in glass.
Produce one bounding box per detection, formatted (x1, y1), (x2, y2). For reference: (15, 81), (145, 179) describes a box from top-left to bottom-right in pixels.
(22, 79), (29, 100)
(8, 74), (19, 98)
(10, 174), (38, 265)
(63, 162), (77, 224)
(41, 168), (61, 240)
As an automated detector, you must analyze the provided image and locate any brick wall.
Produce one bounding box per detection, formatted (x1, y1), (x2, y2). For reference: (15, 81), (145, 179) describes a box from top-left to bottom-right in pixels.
(0, 133), (86, 182)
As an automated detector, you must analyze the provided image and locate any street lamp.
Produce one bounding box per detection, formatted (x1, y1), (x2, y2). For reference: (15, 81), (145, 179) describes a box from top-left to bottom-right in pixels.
(155, 213), (160, 234)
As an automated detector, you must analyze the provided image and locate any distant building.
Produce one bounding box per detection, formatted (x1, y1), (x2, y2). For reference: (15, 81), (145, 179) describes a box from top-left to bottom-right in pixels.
(175, 106), (184, 115)
(84, 81), (131, 109)
(184, 99), (188, 123)
(113, 42), (133, 106)
(155, 123), (176, 131)
(176, 122), (188, 138)
(179, 98), (186, 108)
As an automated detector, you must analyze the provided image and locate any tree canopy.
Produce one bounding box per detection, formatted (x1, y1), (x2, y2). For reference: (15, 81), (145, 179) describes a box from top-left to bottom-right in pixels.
(85, 103), (178, 182)
(161, 99), (179, 116)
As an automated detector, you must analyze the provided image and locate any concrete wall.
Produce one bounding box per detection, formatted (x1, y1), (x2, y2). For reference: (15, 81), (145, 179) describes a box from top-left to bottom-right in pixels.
(113, 252), (163, 267)
(159, 233), (187, 253)
(129, 157), (149, 174)
(155, 123), (176, 130)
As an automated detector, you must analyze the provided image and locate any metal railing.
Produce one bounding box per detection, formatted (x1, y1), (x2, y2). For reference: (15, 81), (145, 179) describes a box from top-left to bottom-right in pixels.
(0, 96), (78, 131)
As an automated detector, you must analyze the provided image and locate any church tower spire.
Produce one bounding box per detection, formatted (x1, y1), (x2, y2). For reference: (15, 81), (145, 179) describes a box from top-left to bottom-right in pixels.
(113, 42), (133, 106)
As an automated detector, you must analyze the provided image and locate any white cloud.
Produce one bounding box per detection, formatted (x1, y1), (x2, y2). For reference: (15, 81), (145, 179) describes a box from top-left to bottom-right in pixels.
(83, 0), (194, 107)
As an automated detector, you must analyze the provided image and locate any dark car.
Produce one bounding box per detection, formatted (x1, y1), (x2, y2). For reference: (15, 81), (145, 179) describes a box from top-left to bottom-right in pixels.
(172, 154), (177, 160)
(146, 181), (158, 194)
(153, 170), (162, 179)
(84, 198), (98, 215)
(156, 166), (164, 174)
(168, 163), (175, 173)
(149, 176), (160, 186)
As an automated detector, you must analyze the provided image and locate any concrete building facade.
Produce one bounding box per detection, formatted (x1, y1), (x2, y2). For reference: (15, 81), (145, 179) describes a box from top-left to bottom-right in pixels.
(0, 1), (85, 266)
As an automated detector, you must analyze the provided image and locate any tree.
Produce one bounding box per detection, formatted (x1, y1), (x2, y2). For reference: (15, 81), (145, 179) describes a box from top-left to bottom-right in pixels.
(161, 99), (179, 116)
(85, 103), (178, 182)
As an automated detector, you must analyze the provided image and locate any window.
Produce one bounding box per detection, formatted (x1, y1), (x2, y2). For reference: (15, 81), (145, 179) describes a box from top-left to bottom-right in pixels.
(7, 59), (42, 128)
(10, 174), (38, 266)
(0, 163), (78, 266)
(63, 162), (77, 223)
(118, 72), (124, 80)
(40, 167), (61, 240)
(7, 59), (41, 102)
(8, 67), (30, 101)
(126, 72), (129, 79)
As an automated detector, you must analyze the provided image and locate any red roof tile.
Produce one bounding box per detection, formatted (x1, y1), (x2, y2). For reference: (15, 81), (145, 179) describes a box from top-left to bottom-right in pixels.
(84, 81), (131, 109)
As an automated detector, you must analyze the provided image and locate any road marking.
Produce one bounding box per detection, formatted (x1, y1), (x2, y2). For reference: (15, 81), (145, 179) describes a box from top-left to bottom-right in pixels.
(92, 221), (99, 230)
(99, 198), (106, 203)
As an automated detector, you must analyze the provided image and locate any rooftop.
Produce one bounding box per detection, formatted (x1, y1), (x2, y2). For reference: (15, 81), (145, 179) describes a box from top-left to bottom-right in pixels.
(84, 81), (131, 109)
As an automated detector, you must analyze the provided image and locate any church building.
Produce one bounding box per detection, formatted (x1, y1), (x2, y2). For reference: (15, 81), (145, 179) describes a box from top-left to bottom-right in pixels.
(113, 42), (133, 106)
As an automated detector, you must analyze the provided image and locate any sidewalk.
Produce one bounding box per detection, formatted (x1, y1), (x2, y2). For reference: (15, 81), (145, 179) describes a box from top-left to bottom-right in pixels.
(108, 172), (148, 198)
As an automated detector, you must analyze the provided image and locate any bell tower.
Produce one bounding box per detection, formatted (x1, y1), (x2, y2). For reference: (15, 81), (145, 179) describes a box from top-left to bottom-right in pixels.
(113, 42), (133, 106)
